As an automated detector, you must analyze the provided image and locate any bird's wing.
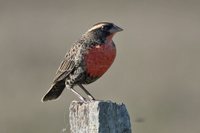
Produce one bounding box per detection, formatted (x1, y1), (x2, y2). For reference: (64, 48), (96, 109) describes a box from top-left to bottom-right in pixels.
(53, 51), (76, 83)
(53, 37), (87, 83)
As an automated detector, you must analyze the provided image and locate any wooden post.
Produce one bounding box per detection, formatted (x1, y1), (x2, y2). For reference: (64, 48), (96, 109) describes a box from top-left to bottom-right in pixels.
(69, 100), (132, 133)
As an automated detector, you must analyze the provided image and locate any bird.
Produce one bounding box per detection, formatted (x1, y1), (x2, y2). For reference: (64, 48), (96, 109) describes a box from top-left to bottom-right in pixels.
(42, 22), (123, 102)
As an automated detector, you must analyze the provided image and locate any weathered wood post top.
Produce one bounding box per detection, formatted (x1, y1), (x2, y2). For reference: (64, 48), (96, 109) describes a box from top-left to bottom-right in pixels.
(69, 100), (132, 133)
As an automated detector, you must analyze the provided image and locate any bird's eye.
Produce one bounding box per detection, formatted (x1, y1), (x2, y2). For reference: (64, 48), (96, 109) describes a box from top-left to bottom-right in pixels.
(101, 25), (111, 31)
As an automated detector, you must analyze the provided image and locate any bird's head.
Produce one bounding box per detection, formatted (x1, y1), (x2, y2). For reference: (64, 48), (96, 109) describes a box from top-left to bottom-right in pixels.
(85, 22), (123, 42)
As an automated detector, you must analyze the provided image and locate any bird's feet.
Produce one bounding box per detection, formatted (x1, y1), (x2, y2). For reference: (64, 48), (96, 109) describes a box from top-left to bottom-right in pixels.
(79, 97), (96, 103)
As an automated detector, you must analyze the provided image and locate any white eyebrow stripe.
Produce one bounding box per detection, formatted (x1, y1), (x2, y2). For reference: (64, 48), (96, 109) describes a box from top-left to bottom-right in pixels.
(87, 24), (106, 32)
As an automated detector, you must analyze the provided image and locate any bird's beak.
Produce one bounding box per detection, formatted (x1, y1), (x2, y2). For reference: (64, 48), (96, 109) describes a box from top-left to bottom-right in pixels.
(109, 25), (123, 33)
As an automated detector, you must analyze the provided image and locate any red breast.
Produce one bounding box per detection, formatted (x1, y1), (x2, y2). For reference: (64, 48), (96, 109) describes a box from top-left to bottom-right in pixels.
(85, 43), (116, 77)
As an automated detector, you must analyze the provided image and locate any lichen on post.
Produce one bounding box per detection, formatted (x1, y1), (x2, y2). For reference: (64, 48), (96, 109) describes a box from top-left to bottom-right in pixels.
(69, 100), (132, 133)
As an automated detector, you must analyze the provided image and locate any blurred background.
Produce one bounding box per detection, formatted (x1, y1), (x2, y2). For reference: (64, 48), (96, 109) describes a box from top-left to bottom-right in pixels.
(1, 0), (200, 133)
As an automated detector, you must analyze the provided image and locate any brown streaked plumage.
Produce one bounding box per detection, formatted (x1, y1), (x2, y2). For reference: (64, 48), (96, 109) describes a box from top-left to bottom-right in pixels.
(42, 22), (123, 102)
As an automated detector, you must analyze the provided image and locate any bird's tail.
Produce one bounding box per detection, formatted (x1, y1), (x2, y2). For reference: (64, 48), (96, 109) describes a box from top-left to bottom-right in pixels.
(42, 80), (65, 102)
